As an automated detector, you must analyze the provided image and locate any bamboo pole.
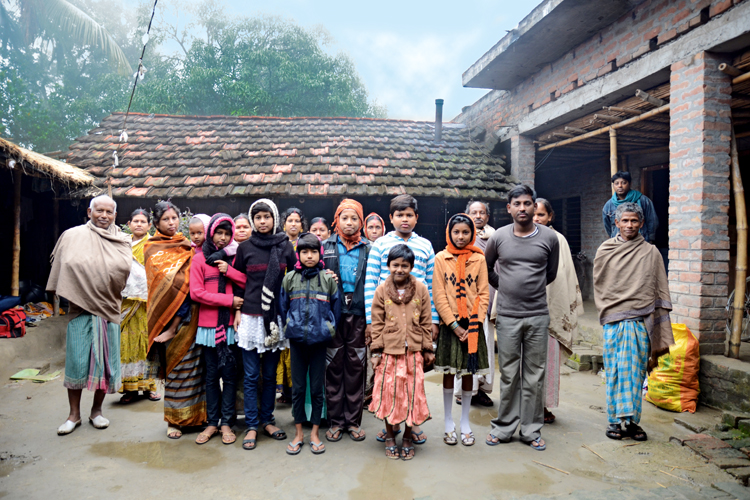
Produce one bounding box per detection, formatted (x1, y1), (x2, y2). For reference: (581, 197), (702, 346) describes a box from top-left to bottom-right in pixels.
(610, 129), (618, 194)
(11, 169), (22, 297)
(538, 104), (670, 151)
(733, 72), (750, 85)
(53, 198), (60, 317)
(565, 126), (589, 134)
(719, 63), (743, 77)
(729, 130), (747, 359)
(605, 106), (643, 115)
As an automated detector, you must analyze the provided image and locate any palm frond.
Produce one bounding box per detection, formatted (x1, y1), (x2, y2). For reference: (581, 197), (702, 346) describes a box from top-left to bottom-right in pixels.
(43, 0), (133, 75)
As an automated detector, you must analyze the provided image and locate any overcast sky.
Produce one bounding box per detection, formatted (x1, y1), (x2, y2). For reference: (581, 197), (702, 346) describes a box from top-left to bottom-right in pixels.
(164, 0), (534, 121)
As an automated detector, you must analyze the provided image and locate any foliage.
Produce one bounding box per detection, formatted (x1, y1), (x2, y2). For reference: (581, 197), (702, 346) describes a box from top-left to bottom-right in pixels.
(1, 0), (386, 153)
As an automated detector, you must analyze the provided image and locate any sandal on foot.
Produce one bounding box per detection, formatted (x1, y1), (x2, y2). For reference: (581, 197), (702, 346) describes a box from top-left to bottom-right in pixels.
(310, 440), (326, 455)
(242, 430), (257, 450)
(461, 432), (475, 446)
(456, 395), (462, 405)
(400, 442), (415, 461)
(196, 429), (217, 445)
(411, 430), (426, 445)
(376, 427), (401, 442)
(147, 391), (161, 402)
(485, 434), (505, 446)
(89, 415), (110, 429)
(57, 419), (81, 435)
(262, 425), (287, 440)
(119, 392), (137, 404)
(286, 439), (303, 455)
(347, 427), (366, 441)
(221, 429), (236, 445)
(529, 438), (546, 451)
(544, 408), (556, 424)
(167, 427), (182, 439)
(384, 438), (400, 460)
(443, 431), (458, 446)
(605, 423), (623, 440)
(326, 427), (343, 442)
(625, 423), (648, 441)
(277, 395), (292, 405)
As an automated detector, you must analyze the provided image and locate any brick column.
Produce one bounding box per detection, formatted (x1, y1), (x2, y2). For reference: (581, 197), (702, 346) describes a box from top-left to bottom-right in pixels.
(668, 51), (732, 355)
(510, 134), (536, 187)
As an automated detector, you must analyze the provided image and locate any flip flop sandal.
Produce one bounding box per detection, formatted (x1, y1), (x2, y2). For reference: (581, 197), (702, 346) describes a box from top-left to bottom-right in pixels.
(455, 396), (462, 405)
(263, 426), (287, 440)
(485, 434), (503, 446)
(529, 438), (546, 451)
(625, 423), (648, 441)
(411, 430), (427, 445)
(461, 432), (475, 446)
(221, 430), (237, 445)
(443, 431), (458, 446)
(544, 409), (556, 424)
(196, 430), (217, 445)
(376, 427), (402, 442)
(286, 439), (304, 455)
(242, 431), (257, 450)
(347, 427), (366, 441)
(326, 427), (344, 442)
(384, 439), (400, 460)
(400, 445), (415, 461)
(310, 441), (326, 455)
(167, 427), (182, 439)
(605, 424), (624, 440)
(147, 392), (162, 402)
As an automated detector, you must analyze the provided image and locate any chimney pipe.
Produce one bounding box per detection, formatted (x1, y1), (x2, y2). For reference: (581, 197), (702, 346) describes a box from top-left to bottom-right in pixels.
(435, 99), (444, 142)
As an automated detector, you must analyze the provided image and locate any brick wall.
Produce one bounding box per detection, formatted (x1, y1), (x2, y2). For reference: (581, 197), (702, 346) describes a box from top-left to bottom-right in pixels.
(668, 51), (732, 355)
(456, 0), (743, 142)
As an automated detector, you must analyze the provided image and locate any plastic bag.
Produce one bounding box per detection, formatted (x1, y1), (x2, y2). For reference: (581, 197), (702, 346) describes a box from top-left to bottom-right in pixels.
(645, 323), (700, 413)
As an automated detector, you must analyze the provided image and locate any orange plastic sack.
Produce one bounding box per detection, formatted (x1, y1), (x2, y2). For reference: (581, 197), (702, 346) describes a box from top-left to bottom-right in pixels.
(645, 323), (700, 413)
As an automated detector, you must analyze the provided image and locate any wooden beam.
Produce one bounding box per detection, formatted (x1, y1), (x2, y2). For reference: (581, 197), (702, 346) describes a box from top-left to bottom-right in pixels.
(635, 89), (666, 107)
(538, 104), (670, 151)
(564, 126), (589, 135)
(11, 169), (21, 297)
(594, 114), (624, 123)
(719, 63), (743, 77)
(551, 132), (575, 139)
(610, 129), (618, 194)
(605, 106), (643, 115)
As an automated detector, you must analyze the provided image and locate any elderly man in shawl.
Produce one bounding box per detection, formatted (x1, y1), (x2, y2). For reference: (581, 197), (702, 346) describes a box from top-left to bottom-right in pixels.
(47, 195), (132, 435)
(594, 202), (674, 442)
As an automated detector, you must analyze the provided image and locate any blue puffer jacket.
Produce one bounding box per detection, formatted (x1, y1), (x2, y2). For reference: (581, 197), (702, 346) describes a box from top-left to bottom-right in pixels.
(279, 268), (341, 345)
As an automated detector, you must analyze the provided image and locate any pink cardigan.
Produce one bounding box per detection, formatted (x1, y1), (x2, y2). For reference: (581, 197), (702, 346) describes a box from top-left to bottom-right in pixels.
(190, 252), (246, 328)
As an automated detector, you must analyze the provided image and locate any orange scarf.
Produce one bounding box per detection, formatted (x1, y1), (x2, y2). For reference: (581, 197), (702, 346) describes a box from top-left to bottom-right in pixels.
(445, 214), (484, 360)
(333, 198), (365, 251)
(144, 230), (193, 349)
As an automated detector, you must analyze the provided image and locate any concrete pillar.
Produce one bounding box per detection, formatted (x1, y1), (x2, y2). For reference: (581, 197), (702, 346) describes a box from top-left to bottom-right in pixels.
(509, 134), (536, 187)
(668, 51), (732, 355)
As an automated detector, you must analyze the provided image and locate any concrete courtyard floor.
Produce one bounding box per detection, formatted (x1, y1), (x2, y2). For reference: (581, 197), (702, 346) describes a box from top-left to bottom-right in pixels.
(0, 318), (748, 500)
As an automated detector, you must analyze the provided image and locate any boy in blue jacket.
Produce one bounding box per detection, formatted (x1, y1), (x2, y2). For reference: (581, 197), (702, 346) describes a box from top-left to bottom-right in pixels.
(280, 232), (341, 455)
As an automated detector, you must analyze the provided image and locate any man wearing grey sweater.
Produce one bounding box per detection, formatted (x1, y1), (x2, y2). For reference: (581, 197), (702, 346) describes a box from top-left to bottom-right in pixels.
(484, 185), (559, 451)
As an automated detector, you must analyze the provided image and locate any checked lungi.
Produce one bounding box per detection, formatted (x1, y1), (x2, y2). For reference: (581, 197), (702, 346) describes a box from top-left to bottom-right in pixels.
(602, 318), (650, 425)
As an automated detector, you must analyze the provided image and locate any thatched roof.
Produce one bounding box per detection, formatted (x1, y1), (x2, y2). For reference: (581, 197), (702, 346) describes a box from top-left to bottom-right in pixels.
(1, 137), (95, 186)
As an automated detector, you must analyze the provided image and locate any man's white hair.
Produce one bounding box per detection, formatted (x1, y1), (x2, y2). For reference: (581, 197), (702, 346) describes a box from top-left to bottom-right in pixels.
(89, 194), (117, 212)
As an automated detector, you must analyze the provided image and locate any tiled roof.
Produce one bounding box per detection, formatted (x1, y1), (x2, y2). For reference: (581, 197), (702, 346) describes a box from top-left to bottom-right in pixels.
(67, 113), (513, 200)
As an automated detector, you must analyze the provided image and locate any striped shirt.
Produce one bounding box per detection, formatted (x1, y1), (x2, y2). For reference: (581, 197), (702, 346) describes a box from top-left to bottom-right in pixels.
(364, 231), (438, 324)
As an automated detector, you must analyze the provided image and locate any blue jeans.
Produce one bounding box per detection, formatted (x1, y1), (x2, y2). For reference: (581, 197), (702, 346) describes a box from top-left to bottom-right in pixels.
(204, 345), (237, 427)
(242, 348), (281, 430)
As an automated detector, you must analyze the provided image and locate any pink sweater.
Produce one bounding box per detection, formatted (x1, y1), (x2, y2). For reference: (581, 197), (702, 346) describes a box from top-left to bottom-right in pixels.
(190, 252), (246, 328)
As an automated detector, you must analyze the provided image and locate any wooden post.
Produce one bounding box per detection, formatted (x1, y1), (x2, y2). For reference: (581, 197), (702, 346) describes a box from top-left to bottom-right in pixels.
(610, 129), (618, 194)
(729, 131), (747, 359)
(53, 197), (60, 317)
(11, 169), (21, 297)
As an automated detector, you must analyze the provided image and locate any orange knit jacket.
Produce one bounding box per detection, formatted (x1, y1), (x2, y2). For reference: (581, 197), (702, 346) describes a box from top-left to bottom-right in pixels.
(432, 250), (490, 327)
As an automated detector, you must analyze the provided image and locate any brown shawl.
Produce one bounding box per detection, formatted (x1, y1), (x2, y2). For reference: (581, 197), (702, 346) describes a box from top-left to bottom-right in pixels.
(546, 230), (584, 351)
(144, 231), (193, 349)
(593, 234), (674, 370)
(47, 221), (131, 324)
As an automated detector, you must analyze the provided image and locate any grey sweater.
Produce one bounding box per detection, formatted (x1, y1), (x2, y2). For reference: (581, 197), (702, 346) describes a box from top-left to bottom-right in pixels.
(485, 224), (560, 318)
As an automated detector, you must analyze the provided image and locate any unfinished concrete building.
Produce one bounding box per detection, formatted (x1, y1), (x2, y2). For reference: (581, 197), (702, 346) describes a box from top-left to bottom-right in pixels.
(457, 0), (750, 411)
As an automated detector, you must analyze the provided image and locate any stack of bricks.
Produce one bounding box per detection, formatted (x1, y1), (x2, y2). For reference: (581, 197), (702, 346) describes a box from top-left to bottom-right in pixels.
(667, 51), (732, 355)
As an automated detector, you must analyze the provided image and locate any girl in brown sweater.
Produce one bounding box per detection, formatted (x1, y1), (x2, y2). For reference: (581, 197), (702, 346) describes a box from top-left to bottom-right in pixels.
(368, 244), (434, 460)
(433, 214), (491, 447)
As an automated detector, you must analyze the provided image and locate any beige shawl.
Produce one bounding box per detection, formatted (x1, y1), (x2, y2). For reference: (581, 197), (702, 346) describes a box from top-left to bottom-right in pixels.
(546, 230), (584, 351)
(593, 234), (674, 370)
(47, 221), (131, 324)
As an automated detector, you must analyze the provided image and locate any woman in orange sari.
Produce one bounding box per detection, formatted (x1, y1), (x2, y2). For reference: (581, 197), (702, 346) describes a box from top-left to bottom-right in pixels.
(145, 201), (205, 439)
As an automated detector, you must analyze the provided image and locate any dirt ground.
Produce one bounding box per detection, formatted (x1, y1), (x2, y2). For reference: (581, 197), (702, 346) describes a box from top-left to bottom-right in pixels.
(0, 318), (743, 500)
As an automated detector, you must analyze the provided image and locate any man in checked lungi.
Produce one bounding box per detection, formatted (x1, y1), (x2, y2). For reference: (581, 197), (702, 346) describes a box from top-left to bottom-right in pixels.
(593, 201), (674, 442)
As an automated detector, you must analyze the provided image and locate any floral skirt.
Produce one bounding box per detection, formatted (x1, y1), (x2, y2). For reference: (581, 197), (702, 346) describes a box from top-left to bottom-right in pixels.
(434, 323), (490, 377)
(368, 352), (430, 427)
